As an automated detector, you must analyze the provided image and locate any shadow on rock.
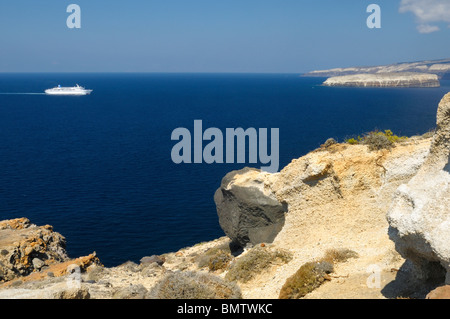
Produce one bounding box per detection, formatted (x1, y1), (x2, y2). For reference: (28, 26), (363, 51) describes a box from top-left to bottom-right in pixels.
(381, 260), (445, 299)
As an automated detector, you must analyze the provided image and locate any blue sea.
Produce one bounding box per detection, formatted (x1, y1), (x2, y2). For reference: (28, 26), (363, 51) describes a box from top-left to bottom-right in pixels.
(0, 73), (448, 267)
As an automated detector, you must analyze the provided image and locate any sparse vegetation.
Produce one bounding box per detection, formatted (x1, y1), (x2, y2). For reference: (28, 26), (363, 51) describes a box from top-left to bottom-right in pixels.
(321, 138), (337, 148)
(345, 137), (361, 145)
(225, 246), (292, 283)
(279, 261), (333, 299)
(322, 248), (359, 264)
(148, 271), (242, 299)
(207, 249), (233, 271)
(345, 130), (408, 151)
(363, 132), (394, 151)
(278, 248), (358, 299)
(195, 242), (233, 271)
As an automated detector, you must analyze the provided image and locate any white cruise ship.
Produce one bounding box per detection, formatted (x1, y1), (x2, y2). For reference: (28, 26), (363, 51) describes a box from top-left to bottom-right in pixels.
(45, 84), (93, 95)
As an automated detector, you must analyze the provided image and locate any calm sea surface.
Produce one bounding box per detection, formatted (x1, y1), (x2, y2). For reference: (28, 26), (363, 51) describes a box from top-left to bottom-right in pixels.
(0, 73), (448, 266)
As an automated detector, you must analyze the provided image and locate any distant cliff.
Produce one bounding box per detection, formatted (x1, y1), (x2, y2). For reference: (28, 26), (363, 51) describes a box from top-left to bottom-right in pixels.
(322, 72), (440, 88)
(304, 58), (450, 78)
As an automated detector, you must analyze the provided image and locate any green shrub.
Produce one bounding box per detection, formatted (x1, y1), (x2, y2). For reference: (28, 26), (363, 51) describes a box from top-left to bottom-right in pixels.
(279, 248), (358, 299)
(345, 130), (408, 151)
(278, 261), (333, 299)
(225, 246), (292, 283)
(148, 271), (242, 299)
(345, 137), (360, 145)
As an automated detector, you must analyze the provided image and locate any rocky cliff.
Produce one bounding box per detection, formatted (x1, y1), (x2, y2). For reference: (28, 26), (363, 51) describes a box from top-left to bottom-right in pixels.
(0, 132), (443, 299)
(2, 94), (450, 299)
(322, 72), (440, 88)
(387, 93), (450, 283)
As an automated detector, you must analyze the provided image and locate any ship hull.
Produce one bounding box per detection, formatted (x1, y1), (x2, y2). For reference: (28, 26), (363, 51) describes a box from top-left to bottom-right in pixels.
(44, 84), (93, 95)
(45, 89), (93, 95)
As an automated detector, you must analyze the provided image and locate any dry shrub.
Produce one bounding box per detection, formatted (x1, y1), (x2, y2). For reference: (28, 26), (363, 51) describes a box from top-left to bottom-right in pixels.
(148, 271), (242, 299)
(345, 130), (408, 151)
(321, 138), (337, 148)
(279, 248), (358, 299)
(195, 243), (233, 271)
(279, 261), (333, 299)
(322, 248), (359, 264)
(225, 246), (292, 283)
(363, 132), (394, 151)
(207, 249), (233, 271)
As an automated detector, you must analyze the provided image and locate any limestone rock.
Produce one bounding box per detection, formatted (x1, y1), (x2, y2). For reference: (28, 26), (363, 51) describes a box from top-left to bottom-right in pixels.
(0, 218), (68, 282)
(140, 255), (165, 266)
(323, 72), (440, 88)
(52, 287), (90, 299)
(32, 258), (45, 270)
(112, 284), (148, 299)
(214, 167), (287, 247)
(387, 92), (450, 282)
(426, 285), (450, 299)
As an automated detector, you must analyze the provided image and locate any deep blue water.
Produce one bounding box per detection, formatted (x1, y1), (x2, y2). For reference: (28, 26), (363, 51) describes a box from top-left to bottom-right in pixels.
(0, 73), (448, 267)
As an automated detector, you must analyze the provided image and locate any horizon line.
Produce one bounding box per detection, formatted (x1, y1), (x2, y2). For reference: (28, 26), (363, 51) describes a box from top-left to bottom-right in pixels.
(0, 71), (308, 75)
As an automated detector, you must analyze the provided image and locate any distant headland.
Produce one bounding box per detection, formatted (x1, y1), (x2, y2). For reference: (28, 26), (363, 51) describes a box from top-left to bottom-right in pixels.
(322, 72), (440, 88)
(304, 58), (450, 88)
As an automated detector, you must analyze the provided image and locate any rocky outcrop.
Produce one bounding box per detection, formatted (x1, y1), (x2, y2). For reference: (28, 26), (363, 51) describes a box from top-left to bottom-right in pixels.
(387, 93), (450, 283)
(210, 130), (437, 298)
(323, 72), (440, 88)
(0, 218), (68, 282)
(0, 131), (439, 299)
(0, 238), (236, 299)
(214, 167), (287, 247)
(4, 93), (450, 299)
(214, 133), (433, 251)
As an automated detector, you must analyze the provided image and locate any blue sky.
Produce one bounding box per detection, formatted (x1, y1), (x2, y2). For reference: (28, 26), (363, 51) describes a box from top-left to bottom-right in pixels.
(0, 0), (449, 73)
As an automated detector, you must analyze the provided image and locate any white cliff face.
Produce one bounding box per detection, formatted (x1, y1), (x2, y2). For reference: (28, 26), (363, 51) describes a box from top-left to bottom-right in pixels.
(322, 72), (440, 88)
(387, 93), (450, 283)
(429, 64), (450, 72)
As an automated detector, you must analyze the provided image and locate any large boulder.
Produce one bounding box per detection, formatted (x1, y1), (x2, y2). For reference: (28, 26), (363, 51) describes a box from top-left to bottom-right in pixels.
(214, 167), (287, 247)
(387, 92), (450, 283)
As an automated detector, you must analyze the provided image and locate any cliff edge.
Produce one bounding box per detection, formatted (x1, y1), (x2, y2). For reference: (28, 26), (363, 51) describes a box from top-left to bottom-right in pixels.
(2, 94), (450, 299)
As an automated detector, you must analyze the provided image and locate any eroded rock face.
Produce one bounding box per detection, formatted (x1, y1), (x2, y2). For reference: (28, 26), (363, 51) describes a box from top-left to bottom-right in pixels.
(387, 92), (450, 283)
(214, 168), (287, 247)
(0, 218), (68, 282)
